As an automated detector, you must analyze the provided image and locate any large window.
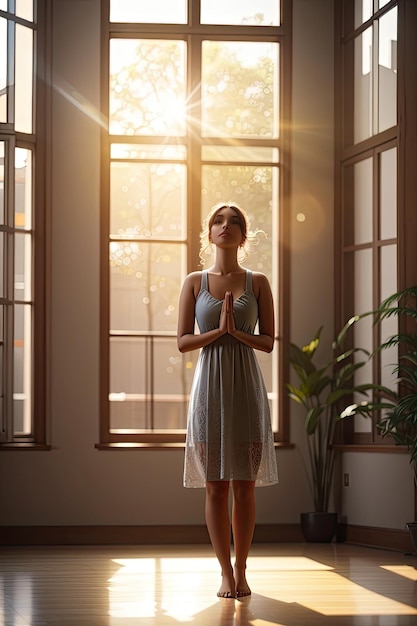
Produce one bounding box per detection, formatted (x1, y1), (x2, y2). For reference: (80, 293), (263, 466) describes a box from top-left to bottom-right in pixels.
(100, 0), (291, 446)
(336, 0), (403, 444)
(0, 1), (46, 446)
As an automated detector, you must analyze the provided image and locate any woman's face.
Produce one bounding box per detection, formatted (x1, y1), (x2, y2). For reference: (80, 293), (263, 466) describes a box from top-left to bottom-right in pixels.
(210, 206), (245, 248)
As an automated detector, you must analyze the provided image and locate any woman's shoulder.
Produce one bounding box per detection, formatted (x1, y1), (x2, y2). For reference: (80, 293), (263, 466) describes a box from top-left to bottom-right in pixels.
(250, 270), (270, 283)
(185, 270), (203, 283)
(183, 271), (204, 296)
(250, 271), (272, 296)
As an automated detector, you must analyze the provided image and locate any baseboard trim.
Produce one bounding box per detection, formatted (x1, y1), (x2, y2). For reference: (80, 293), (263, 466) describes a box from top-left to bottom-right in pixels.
(0, 523), (303, 546)
(0, 523), (412, 552)
(339, 523), (414, 553)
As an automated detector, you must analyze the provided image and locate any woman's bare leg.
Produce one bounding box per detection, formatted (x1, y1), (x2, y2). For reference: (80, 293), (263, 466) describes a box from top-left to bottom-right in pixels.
(231, 480), (256, 597)
(205, 480), (235, 598)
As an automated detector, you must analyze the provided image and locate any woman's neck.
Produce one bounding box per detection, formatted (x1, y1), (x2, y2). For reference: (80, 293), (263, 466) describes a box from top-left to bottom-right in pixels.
(210, 248), (243, 275)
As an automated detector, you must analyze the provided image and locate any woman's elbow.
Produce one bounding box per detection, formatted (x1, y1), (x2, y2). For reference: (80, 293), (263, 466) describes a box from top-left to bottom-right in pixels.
(264, 337), (274, 353)
(177, 336), (189, 353)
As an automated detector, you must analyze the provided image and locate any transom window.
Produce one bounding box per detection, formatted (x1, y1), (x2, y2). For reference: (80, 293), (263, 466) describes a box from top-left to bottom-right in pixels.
(99, 0), (290, 446)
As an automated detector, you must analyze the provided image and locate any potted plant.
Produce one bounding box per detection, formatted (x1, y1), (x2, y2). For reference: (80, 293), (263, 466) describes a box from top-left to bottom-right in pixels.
(287, 326), (385, 542)
(364, 286), (417, 553)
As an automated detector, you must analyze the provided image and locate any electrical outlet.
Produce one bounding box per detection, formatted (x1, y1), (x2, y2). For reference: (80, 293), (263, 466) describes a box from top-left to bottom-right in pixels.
(343, 473), (350, 487)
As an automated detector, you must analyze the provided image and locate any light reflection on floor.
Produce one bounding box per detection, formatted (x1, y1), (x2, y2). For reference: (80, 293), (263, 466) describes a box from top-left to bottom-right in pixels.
(380, 564), (417, 582)
(1, 545), (417, 626)
(108, 555), (417, 622)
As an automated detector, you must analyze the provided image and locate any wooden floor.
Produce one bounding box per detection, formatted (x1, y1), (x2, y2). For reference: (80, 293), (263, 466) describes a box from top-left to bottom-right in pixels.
(1, 542), (417, 625)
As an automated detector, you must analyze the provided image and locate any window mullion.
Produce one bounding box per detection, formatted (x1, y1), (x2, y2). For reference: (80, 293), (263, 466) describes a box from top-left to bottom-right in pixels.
(372, 18), (379, 136)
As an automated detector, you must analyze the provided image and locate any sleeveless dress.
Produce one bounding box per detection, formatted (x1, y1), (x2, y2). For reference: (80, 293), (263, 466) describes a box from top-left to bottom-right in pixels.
(183, 270), (278, 487)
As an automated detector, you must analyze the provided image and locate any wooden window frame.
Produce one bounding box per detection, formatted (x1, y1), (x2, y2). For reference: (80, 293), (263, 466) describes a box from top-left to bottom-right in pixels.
(0, 0), (50, 450)
(334, 0), (417, 447)
(98, 0), (292, 449)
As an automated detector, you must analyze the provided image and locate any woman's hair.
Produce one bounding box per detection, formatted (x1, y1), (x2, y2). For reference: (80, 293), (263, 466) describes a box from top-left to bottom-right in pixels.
(199, 202), (265, 266)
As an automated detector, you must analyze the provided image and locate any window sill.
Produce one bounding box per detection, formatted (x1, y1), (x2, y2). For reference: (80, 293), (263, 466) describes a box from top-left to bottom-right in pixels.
(332, 444), (409, 454)
(95, 441), (294, 451)
(0, 443), (51, 451)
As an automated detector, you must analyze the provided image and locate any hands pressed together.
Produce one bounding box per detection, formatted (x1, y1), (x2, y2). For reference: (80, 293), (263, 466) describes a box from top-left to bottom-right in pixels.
(219, 291), (236, 336)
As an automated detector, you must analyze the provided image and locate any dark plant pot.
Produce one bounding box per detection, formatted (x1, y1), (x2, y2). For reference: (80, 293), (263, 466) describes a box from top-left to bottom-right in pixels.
(406, 522), (417, 554)
(300, 512), (338, 543)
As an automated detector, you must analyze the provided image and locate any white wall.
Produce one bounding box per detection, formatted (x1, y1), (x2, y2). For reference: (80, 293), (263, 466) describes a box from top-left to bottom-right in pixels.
(341, 453), (414, 528)
(0, 0), (412, 533)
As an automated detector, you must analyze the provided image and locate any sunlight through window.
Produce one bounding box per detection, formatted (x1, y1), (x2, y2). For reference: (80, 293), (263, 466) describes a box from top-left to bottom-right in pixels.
(380, 565), (417, 582)
(108, 555), (417, 620)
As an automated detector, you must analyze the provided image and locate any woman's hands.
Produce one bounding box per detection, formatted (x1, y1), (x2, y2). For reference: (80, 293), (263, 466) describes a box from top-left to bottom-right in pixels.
(219, 291), (236, 336)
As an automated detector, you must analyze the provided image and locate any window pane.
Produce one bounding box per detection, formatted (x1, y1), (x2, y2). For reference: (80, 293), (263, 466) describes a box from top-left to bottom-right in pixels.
(202, 145), (279, 163)
(110, 337), (196, 432)
(110, 0), (187, 24)
(110, 161), (186, 240)
(353, 248), (373, 434)
(201, 164), (278, 279)
(111, 144), (187, 161)
(380, 244), (397, 391)
(0, 305), (3, 435)
(110, 242), (184, 332)
(380, 147), (396, 240)
(355, 0), (372, 28)
(354, 29), (372, 144)
(354, 158), (373, 245)
(13, 303), (32, 436)
(202, 41), (279, 139)
(201, 0), (280, 26)
(15, 0), (34, 22)
(15, 147), (32, 230)
(380, 244), (397, 303)
(0, 141), (4, 224)
(110, 337), (147, 432)
(15, 24), (33, 134)
(14, 233), (31, 301)
(153, 337), (191, 429)
(378, 8), (397, 133)
(109, 39), (187, 137)
(256, 349), (278, 431)
(0, 232), (4, 297)
(0, 18), (7, 123)
(354, 248), (373, 335)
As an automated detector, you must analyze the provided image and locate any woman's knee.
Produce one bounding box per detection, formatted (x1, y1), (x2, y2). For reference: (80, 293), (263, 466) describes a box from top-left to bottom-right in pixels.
(232, 480), (255, 503)
(206, 480), (230, 501)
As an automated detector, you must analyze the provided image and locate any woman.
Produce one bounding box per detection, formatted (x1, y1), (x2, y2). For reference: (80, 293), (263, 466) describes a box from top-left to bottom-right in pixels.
(177, 202), (278, 599)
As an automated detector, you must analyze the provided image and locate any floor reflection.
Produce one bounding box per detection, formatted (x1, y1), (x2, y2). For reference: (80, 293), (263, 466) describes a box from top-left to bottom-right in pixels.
(0, 544), (417, 626)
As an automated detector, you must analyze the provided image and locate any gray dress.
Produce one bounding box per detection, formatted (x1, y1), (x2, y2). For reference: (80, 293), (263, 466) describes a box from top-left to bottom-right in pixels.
(183, 270), (278, 487)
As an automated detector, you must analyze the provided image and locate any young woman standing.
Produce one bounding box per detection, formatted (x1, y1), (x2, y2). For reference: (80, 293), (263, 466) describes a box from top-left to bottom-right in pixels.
(177, 202), (278, 598)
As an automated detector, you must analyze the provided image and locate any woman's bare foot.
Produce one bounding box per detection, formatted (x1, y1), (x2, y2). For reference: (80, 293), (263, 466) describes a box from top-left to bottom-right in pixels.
(217, 567), (236, 598)
(234, 565), (251, 598)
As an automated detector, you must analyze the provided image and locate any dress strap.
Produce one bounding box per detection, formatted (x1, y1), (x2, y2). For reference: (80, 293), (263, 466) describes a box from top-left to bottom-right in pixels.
(246, 269), (253, 292)
(201, 270), (208, 290)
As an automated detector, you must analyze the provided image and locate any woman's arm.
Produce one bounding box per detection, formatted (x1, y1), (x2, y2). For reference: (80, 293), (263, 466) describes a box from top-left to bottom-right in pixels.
(227, 273), (275, 353)
(177, 273), (227, 353)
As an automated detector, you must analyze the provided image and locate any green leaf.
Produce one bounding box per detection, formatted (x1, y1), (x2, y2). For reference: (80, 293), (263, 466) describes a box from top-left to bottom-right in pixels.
(305, 406), (324, 435)
(326, 388), (355, 405)
(336, 361), (367, 386)
(288, 343), (316, 377)
(286, 384), (305, 405)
